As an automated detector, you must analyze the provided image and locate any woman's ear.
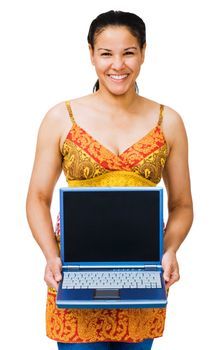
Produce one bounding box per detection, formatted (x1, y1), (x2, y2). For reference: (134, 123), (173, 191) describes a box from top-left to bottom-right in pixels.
(88, 44), (95, 65)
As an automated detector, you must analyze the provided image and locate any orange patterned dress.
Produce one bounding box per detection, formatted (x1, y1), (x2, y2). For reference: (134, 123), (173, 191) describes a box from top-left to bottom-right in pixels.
(46, 100), (169, 343)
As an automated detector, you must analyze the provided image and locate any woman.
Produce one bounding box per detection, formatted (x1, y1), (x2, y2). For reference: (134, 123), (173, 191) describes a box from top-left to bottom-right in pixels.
(26, 10), (193, 350)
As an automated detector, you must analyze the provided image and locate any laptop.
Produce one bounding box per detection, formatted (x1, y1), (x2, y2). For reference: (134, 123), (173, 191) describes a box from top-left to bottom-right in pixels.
(56, 187), (167, 309)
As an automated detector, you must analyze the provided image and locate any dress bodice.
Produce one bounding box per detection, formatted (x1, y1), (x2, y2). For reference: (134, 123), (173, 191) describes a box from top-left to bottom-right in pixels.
(62, 101), (168, 185)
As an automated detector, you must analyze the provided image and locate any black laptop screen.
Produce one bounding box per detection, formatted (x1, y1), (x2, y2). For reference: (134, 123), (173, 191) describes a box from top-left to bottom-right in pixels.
(62, 190), (161, 263)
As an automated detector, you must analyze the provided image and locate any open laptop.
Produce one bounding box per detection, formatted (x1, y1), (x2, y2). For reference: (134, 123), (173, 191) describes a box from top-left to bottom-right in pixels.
(56, 187), (167, 309)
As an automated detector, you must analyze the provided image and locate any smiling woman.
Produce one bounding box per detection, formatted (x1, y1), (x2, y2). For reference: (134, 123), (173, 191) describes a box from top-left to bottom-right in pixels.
(88, 11), (146, 95)
(89, 27), (145, 96)
(26, 9), (193, 350)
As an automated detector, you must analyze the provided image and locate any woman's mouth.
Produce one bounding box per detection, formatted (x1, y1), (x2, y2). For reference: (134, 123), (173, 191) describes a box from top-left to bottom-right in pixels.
(108, 74), (129, 82)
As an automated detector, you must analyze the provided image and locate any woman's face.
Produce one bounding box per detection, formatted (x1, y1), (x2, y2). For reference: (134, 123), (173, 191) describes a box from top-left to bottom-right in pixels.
(89, 26), (146, 96)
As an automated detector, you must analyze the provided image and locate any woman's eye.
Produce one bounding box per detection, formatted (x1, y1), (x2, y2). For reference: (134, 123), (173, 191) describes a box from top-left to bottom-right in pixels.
(125, 51), (134, 55)
(100, 52), (134, 57)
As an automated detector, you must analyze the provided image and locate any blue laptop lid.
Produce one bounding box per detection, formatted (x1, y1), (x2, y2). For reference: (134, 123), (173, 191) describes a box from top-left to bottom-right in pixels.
(59, 187), (164, 267)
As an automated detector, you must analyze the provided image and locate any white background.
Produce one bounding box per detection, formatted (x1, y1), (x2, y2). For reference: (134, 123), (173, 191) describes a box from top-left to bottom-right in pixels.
(0, 0), (218, 349)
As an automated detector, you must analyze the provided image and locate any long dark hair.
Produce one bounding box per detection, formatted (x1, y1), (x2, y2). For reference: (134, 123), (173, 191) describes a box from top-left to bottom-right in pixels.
(87, 10), (146, 93)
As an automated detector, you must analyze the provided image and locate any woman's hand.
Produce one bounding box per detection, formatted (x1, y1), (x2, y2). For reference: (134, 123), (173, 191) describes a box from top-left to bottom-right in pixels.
(44, 257), (62, 291)
(162, 249), (180, 290)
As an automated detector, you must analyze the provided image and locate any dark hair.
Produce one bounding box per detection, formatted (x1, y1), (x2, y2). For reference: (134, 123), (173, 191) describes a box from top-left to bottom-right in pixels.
(87, 10), (146, 93)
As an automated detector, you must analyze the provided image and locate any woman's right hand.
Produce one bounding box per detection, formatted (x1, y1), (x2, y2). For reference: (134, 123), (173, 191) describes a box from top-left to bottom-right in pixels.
(44, 257), (62, 291)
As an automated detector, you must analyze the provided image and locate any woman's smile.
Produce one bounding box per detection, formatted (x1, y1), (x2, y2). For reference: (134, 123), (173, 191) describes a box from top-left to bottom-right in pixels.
(107, 73), (130, 82)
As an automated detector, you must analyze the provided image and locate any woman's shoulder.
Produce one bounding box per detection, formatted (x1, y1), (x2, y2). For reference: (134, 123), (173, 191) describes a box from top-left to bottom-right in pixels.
(141, 96), (182, 123)
(40, 95), (89, 126)
(145, 97), (185, 129)
(141, 96), (187, 146)
(158, 102), (187, 147)
(37, 100), (71, 142)
(42, 100), (69, 123)
(161, 103), (186, 140)
(45, 94), (94, 119)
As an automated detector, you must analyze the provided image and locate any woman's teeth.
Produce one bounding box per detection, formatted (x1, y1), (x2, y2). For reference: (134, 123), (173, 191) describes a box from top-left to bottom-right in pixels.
(109, 74), (128, 80)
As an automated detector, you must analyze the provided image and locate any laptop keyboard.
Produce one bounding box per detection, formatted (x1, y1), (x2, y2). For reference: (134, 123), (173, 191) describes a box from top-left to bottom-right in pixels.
(62, 270), (162, 289)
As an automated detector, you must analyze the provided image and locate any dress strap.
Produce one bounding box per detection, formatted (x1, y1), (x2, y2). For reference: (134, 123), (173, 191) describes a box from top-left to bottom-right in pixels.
(65, 100), (75, 125)
(157, 104), (164, 126)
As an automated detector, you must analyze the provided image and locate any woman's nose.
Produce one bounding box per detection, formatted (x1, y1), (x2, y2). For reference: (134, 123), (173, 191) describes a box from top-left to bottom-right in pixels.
(111, 55), (125, 70)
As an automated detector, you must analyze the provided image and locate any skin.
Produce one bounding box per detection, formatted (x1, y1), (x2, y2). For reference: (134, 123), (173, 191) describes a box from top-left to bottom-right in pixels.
(26, 25), (193, 291)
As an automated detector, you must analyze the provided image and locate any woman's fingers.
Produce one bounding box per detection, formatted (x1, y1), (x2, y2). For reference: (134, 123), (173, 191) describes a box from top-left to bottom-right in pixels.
(164, 270), (180, 290)
(44, 267), (58, 290)
(44, 257), (62, 291)
(163, 264), (171, 283)
(162, 250), (180, 290)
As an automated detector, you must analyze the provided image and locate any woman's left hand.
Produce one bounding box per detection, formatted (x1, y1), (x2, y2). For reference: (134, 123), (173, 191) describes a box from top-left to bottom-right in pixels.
(162, 249), (180, 290)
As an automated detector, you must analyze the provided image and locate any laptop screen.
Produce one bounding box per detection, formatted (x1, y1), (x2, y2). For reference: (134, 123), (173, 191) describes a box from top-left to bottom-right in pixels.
(60, 188), (163, 264)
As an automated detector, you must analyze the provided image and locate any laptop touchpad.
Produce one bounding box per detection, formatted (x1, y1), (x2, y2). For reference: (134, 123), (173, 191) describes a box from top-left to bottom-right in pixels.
(94, 289), (120, 299)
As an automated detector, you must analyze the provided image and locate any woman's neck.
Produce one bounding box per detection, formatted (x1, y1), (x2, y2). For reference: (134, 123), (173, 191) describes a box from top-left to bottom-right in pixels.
(94, 86), (141, 113)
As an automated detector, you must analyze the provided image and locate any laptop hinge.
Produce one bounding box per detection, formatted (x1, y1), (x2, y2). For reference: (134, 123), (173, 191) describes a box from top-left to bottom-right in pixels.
(63, 265), (163, 270)
(63, 265), (80, 270)
(144, 265), (163, 270)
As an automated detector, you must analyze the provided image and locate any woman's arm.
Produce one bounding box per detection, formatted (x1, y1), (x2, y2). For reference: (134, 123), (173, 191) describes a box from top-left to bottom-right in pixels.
(162, 108), (193, 289)
(26, 104), (64, 290)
